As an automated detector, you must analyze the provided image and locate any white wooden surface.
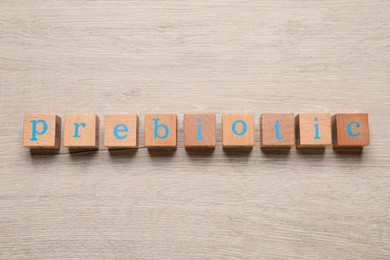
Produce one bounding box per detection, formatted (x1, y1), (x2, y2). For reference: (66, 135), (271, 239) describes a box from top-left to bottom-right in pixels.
(1, 1), (389, 259)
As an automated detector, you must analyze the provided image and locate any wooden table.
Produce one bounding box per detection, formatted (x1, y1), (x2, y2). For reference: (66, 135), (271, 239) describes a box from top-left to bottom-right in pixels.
(1, 1), (389, 259)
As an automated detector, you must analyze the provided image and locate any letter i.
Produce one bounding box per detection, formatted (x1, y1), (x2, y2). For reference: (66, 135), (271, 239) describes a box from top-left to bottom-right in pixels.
(314, 117), (320, 140)
(196, 118), (203, 141)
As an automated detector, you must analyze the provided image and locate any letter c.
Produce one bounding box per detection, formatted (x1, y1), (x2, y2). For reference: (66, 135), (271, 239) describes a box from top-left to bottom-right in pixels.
(347, 121), (361, 137)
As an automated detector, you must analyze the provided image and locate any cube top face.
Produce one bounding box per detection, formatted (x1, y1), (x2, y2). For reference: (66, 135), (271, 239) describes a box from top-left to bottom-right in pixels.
(184, 114), (216, 148)
(261, 113), (295, 148)
(222, 114), (254, 148)
(144, 114), (177, 148)
(104, 114), (138, 148)
(64, 114), (99, 148)
(23, 114), (61, 149)
(333, 113), (370, 147)
(297, 113), (331, 147)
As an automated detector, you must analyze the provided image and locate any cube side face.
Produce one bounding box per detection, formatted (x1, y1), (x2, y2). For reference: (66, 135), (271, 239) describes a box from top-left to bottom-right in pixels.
(297, 113), (331, 147)
(144, 114), (177, 148)
(334, 114), (370, 147)
(260, 113), (295, 148)
(23, 114), (61, 149)
(64, 114), (99, 148)
(104, 114), (138, 148)
(184, 114), (216, 148)
(54, 116), (61, 148)
(222, 114), (254, 148)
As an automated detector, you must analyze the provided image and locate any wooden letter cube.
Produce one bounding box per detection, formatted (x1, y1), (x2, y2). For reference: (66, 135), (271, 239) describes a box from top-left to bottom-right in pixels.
(145, 114), (177, 149)
(261, 113), (295, 148)
(23, 114), (61, 149)
(332, 113), (370, 147)
(296, 113), (331, 148)
(64, 114), (99, 149)
(184, 114), (216, 148)
(104, 114), (138, 149)
(222, 114), (254, 148)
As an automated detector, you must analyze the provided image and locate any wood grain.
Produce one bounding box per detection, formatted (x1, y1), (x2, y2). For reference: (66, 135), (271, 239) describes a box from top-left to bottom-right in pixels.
(23, 114), (61, 149)
(0, 0), (390, 259)
(261, 113), (295, 148)
(63, 114), (99, 149)
(184, 113), (216, 148)
(333, 113), (370, 147)
(104, 114), (138, 148)
(297, 113), (332, 148)
(144, 114), (177, 148)
(222, 114), (255, 148)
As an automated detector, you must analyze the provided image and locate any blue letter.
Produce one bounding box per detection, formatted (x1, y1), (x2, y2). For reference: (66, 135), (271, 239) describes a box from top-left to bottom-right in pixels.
(347, 121), (361, 137)
(153, 118), (169, 139)
(232, 120), (247, 136)
(196, 118), (203, 141)
(274, 120), (284, 140)
(30, 120), (48, 141)
(314, 117), (320, 140)
(114, 124), (128, 139)
(73, 122), (86, 138)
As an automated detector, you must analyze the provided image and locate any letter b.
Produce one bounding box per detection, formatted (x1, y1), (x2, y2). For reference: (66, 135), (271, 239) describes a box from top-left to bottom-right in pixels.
(153, 118), (169, 139)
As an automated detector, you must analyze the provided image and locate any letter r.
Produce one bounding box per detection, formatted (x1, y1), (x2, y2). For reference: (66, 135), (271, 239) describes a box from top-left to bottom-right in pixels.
(73, 122), (86, 138)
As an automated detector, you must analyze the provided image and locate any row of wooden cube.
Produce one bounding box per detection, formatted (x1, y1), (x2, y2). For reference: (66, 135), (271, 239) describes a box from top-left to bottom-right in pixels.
(23, 113), (370, 150)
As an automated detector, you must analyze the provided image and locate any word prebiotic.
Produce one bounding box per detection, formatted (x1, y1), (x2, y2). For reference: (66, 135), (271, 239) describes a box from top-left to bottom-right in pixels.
(23, 113), (370, 151)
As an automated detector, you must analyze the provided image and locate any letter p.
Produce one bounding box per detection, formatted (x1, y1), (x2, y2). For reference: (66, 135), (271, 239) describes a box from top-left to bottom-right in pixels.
(30, 120), (48, 141)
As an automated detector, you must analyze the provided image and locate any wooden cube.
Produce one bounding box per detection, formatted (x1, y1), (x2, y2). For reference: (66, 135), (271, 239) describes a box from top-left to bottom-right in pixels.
(104, 114), (138, 149)
(333, 113), (370, 147)
(64, 114), (99, 149)
(23, 114), (61, 149)
(296, 113), (331, 148)
(145, 114), (177, 148)
(222, 114), (254, 148)
(261, 113), (295, 148)
(184, 114), (216, 148)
